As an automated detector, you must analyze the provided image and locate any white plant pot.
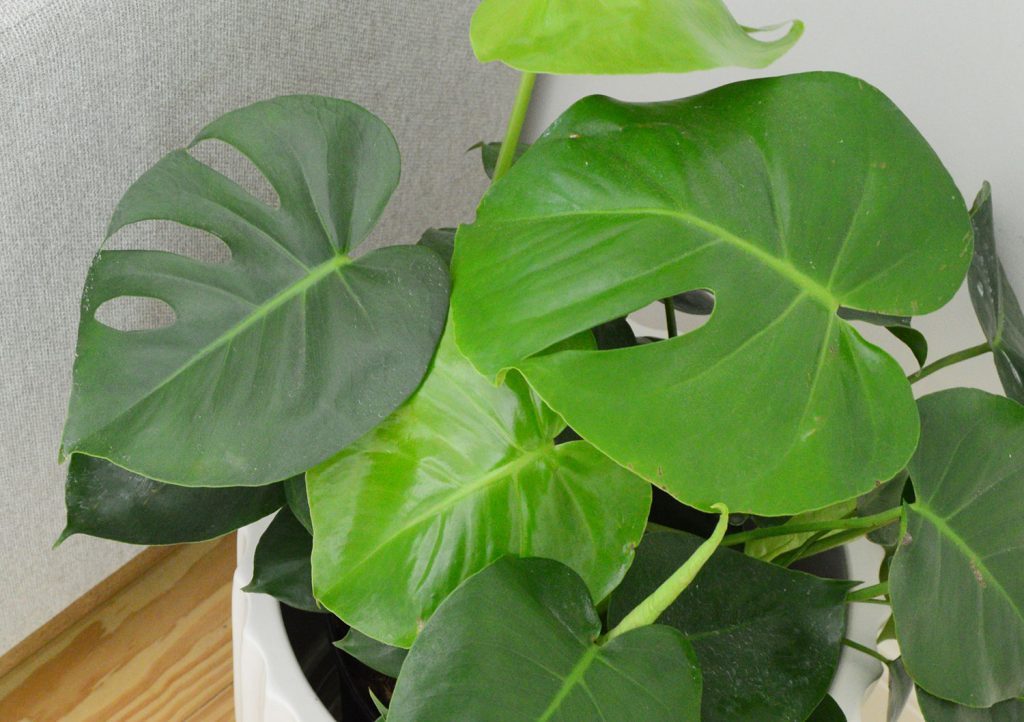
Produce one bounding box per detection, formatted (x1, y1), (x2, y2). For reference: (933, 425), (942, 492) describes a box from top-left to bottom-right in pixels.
(232, 519), (888, 722)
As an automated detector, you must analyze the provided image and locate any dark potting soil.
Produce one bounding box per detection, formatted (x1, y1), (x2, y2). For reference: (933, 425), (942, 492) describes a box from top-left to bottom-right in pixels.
(281, 487), (849, 721)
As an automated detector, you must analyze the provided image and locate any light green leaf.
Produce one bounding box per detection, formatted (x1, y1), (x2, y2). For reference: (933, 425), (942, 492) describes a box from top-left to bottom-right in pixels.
(335, 628), (408, 679)
(308, 329), (651, 647)
(470, 0), (803, 75)
(59, 454), (285, 545)
(968, 183), (1024, 402)
(388, 557), (702, 722)
(745, 499), (855, 562)
(243, 506), (318, 612)
(61, 95), (449, 487)
(609, 531), (850, 721)
(452, 72), (971, 515)
(918, 689), (1024, 722)
(890, 389), (1024, 707)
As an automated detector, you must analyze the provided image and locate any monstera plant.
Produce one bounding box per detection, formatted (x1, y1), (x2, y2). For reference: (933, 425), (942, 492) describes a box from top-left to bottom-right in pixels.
(57, 1), (1024, 720)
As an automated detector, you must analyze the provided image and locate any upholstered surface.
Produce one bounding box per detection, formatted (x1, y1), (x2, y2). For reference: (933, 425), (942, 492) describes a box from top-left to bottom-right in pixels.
(0, 0), (515, 654)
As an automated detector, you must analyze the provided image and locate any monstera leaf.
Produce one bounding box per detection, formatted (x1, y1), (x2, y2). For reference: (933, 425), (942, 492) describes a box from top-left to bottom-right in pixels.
(470, 0), (803, 75)
(59, 454), (285, 545)
(308, 329), (650, 647)
(452, 72), (971, 515)
(889, 389), (1024, 707)
(969, 183), (1024, 402)
(609, 531), (850, 721)
(61, 96), (449, 487)
(387, 557), (702, 722)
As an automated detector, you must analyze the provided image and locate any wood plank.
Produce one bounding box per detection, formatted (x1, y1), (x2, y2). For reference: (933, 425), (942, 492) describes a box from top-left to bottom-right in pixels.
(0, 535), (236, 721)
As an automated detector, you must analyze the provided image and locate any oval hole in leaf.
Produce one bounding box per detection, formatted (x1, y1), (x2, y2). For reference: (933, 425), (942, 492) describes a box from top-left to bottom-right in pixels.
(105, 221), (232, 264)
(189, 139), (281, 208)
(94, 295), (176, 331)
(629, 290), (715, 343)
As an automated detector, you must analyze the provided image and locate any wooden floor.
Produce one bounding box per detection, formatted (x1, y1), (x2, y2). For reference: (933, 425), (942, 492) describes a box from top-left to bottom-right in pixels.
(0, 536), (236, 722)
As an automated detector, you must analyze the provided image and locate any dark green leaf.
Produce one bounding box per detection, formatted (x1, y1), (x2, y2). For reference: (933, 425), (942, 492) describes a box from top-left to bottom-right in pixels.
(417, 227), (456, 267)
(471, 141), (528, 180)
(609, 531), (851, 722)
(968, 182), (1024, 402)
(452, 72), (971, 516)
(890, 389), (1024, 706)
(887, 658), (914, 722)
(918, 689), (1024, 722)
(857, 470), (909, 548)
(837, 307), (912, 327)
(61, 95), (449, 487)
(592, 317), (637, 350)
(388, 557), (702, 722)
(308, 329), (650, 647)
(673, 290), (716, 316)
(243, 506), (318, 612)
(59, 454), (284, 545)
(807, 696), (846, 722)
(887, 326), (929, 368)
(336, 628), (407, 679)
(283, 475), (311, 534)
(470, 0), (803, 75)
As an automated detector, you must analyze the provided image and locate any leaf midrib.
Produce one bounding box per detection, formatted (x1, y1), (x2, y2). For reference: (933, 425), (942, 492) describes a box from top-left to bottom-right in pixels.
(912, 502), (1024, 626)
(537, 644), (602, 722)
(68, 253), (352, 453)
(489, 207), (839, 309)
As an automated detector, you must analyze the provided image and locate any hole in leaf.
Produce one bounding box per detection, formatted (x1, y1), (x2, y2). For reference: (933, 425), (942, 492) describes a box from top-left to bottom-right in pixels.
(190, 139), (280, 209)
(627, 290), (715, 343)
(94, 296), (176, 331)
(106, 221), (231, 264)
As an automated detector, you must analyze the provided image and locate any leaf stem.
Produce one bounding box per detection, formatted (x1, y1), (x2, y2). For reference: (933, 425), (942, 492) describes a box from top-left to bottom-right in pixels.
(602, 504), (729, 644)
(492, 72), (537, 182)
(843, 638), (891, 664)
(846, 581), (889, 604)
(721, 506), (903, 548)
(662, 299), (679, 338)
(907, 342), (991, 384)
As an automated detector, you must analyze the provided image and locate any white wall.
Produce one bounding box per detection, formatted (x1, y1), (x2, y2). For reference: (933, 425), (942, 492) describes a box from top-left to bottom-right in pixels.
(526, 0), (1024, 396)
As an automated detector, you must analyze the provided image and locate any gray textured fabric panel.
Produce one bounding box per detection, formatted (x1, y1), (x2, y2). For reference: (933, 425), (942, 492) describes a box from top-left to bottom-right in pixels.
(0, 0), (515, 654)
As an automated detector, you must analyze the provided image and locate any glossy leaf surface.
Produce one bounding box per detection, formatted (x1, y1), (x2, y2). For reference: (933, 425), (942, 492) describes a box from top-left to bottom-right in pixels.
(609, 531), (850, 721)
(243, 506), (318, 612)
(61, 95), (449, 487)
(968, 183), (1024, 402)
(388, 557), (701, 722)
(470, 0), (803, 75)
(453, 72), (971, 515)
(308, 330), (650, 647)
(336, 628), (407, 679)
(60, 454), (284, 545)
(918, 689), (1024, 722)
(890, 389), (1024, 706)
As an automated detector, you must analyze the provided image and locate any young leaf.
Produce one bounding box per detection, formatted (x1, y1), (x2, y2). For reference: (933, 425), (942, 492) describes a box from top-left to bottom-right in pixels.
(308, 329), (651, 647)
(243, 506), (318, 612)
(335, 628), (408, 679)
(918, 688), (1024, 722)
(887, 326), (929, 368)
(609, 531), (851, 722)
(452, 72), (971, 516)
(968, 183), (1024, 401)
(61, 96), (449, 488)
(387, 557), (702, 721)
(889, 389), (1024, 706)
(470, 0), (803, 75)
(59, 454), (285, 545)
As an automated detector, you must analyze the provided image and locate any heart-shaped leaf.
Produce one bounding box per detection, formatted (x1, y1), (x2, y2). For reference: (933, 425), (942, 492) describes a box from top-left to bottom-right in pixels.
(609, 531), (851, 721)
(890, 389), (1024, 706)
(243, 506), (318, 612)
(918, 688), (1024, 722)
(388, 557), (702, 721)
(336, 628), (408, 679)
(452, 72), (971, 515)
(969, 183), (1024, 402)
(470, 0), (803, 75)
(59, 454), (285, 545)
(61, 95), (449, 487)
(308, 329), (650, 647)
